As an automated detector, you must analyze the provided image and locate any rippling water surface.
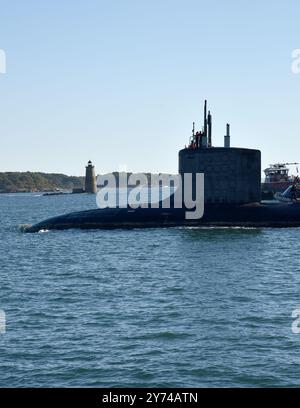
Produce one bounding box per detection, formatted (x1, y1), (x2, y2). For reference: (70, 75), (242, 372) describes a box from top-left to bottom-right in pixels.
(1, 193), (300, 387)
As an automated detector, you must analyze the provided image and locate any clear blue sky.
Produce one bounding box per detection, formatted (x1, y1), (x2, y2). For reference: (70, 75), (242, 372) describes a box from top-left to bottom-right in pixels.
(0, 0), (299, 176)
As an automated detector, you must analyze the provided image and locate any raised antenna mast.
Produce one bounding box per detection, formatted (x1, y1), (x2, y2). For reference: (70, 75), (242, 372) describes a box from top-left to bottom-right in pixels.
(208, 111), (212, 147)
(204, 100), (207, 140)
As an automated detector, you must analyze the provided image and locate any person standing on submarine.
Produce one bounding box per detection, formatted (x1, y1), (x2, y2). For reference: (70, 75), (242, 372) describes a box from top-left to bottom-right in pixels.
(291, 182), (298, 202)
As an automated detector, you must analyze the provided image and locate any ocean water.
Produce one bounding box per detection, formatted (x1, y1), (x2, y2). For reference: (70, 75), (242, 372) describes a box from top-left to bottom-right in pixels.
(1, 193), (300, 387)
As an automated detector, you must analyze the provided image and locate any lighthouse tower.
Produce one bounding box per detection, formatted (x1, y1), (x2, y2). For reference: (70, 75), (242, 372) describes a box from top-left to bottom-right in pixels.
(85, 160), (97, 194)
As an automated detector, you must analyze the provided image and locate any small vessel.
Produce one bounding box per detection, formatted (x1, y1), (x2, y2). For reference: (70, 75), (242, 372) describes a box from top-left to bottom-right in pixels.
(261, 163), (298, 199)
(275, 184), (300, 202)
(42, 189), (67, 196)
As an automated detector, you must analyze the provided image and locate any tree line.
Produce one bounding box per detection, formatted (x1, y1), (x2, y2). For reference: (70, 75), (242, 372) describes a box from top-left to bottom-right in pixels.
(0, 172), (84, 193)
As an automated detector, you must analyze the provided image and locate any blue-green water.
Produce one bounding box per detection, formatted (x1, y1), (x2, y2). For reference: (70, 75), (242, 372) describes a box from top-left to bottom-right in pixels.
(1, 193), (300, 387)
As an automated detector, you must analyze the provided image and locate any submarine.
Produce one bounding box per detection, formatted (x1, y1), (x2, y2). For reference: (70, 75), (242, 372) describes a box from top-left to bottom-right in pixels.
(25, 101), (300, 232)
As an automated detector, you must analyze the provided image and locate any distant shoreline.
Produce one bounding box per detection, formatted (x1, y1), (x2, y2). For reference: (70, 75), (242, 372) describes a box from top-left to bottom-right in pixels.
(0, 171), (174, 193)
(0, 172), (84, 194)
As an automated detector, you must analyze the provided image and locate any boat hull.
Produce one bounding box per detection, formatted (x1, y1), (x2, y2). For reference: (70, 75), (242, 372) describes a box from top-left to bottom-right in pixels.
(24, 202), (300, 232)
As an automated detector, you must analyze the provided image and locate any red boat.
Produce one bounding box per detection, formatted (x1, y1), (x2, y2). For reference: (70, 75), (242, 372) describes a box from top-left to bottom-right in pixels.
(261, 162), (299, 199)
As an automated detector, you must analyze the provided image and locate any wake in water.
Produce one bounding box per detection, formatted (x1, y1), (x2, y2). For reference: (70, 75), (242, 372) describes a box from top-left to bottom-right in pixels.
(177, 226), (258, 230)
(19, 224), (32, 233)
(19, 224), (49, 233)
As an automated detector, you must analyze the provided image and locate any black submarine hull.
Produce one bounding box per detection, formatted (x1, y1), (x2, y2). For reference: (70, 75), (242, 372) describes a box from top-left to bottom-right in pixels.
(24, 202), (300, 232)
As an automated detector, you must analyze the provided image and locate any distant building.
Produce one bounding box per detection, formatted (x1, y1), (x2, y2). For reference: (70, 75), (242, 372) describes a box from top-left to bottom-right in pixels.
(85, 160), (97, 194)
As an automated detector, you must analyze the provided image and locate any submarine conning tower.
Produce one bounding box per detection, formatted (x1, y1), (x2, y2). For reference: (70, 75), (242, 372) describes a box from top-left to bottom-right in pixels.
(85, 160), (97, 194)
(179, 100), (261, 205)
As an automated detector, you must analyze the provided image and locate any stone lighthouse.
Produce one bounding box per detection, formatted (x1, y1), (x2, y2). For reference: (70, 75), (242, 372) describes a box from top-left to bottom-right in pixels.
(85, 160), (97, 194)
